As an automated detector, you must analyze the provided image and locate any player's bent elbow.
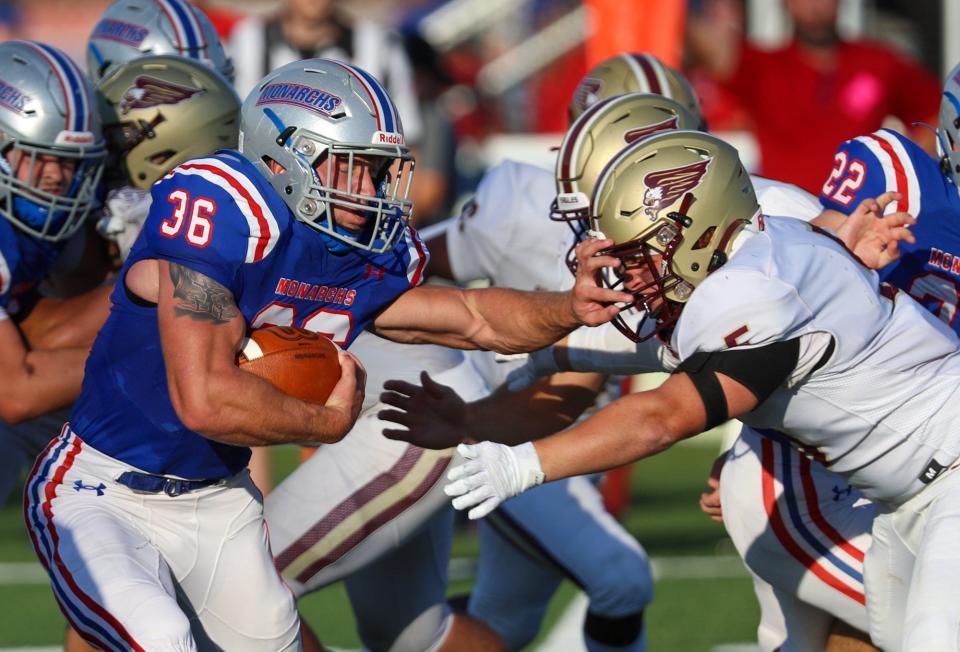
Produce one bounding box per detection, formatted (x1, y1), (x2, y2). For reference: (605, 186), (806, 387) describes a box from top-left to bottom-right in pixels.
(169, 387), (223, 437)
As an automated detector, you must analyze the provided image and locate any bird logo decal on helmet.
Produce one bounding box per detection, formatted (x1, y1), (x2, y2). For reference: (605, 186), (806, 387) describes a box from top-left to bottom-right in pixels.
(642, 158), (711, 221)
(119, 74), (202, 114)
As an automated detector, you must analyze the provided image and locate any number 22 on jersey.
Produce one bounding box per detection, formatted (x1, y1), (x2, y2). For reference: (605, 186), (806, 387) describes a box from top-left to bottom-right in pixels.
(822, 151), (866, 206)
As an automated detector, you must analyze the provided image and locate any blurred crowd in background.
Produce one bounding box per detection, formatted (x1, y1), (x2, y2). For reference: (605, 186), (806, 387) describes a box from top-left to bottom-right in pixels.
(0, 0), (950, 225)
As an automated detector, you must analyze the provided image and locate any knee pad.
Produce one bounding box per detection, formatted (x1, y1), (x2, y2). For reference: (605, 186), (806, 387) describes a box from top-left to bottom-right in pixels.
(588, 555), (654, 617)
(386, 604), (453, 652)
(584, 610), (645, 647)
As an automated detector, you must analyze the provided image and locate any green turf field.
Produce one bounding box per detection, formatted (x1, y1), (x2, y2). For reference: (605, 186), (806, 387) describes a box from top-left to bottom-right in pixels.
(0, 437), (759, 651)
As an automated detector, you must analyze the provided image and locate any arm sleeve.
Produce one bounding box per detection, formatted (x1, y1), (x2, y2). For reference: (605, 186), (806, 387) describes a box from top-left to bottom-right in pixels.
(564, 312), (671, 374)
(675, 337), (800, 429)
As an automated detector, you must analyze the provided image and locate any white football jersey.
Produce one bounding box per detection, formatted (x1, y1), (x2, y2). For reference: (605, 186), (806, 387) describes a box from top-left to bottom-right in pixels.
(349, 331), (474, 412)
(750, 175), (821, 223)
(674, 216), (960, 505)
(446, 160), (573, 293)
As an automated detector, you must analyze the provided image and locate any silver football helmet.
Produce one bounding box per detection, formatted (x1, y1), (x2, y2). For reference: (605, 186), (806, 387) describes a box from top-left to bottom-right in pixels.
(939, 62), (960, 188)
(87, 0), (234, 84)
(0, 41), (106, 241)
(239, 58), (414, 253)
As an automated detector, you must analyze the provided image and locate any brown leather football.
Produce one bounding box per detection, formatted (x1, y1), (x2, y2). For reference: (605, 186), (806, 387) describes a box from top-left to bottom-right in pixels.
(237, 326), (341, 403)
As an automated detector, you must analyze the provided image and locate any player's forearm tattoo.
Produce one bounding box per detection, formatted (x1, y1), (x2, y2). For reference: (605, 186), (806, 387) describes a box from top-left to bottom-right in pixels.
(169, 263), (239, 324)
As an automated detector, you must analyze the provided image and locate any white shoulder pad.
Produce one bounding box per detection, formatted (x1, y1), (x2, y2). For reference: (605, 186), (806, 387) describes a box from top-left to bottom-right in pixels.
(751, 175), (821, 223)
(672, 233), (812, 359)
(447, 159), (562, 287)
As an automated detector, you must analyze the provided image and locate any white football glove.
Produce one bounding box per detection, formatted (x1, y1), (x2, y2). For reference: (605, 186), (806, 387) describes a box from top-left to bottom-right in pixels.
(96, 187), (152, 262)
(444, 441), (545, 519)
(501, 347), (561, 391)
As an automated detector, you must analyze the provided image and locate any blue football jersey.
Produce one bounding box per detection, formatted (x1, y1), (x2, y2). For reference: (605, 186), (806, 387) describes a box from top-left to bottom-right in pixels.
(820, 128), (960, 333)
(71, 151), (428, 479)
(0, 217), (65, 319)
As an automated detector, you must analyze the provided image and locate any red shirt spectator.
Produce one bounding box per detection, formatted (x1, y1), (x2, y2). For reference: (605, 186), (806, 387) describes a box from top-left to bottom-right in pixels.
(727, 39), (940, 193)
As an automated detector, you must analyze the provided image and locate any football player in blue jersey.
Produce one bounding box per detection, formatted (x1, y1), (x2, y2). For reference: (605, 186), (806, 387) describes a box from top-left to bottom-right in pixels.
(24, 58), (629, 651)
(0, 41), (111, 505)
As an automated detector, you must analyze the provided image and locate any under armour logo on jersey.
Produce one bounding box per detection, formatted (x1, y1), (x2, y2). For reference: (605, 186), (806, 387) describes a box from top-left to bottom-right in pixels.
(831, 485), (853, 502)
(73, 480), (106, 496)
(120, 75), (202, 115)
(363, 264), (385, 281)
(642, 158), (711, 221)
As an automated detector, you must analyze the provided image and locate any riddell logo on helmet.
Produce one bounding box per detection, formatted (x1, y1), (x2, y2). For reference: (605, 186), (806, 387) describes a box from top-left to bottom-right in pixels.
(92, 19), (148, 47)
(256, 83), (343, 117)
(373, 131), (404, 145)
(642, 158), (712, 221)
(0, 80), (29, 116)
(56, 131), (95, 145)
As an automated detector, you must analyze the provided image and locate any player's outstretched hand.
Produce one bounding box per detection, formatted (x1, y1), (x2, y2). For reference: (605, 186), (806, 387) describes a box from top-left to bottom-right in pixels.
(570, 238), (634, 327)
(444, 442), (545, 519)
(380, 371), (467, 449)
(836, 191), (917, 270)
(323, 350), (366, 439)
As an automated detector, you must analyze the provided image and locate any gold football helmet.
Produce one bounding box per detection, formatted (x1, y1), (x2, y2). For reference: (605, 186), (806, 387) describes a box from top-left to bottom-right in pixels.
(590, 130), (759, 341)
(552, 93), (701, 270)
(96, 54), (240, 189)
(569, 53), (703, 127)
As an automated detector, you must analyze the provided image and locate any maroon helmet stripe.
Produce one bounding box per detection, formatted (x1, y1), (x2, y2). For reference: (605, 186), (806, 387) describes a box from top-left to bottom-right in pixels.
(560, 96), (616, 193)
(633, 54), (662, 95)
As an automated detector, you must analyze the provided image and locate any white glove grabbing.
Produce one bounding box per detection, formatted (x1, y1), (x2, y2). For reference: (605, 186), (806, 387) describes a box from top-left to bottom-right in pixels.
(501, 347), (561, 391)
(96, 187), (152, 262)
(444, 441), (545, 519)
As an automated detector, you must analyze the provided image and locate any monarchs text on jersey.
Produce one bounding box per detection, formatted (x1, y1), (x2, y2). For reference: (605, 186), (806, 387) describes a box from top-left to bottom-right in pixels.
(71, 150), (428, 479)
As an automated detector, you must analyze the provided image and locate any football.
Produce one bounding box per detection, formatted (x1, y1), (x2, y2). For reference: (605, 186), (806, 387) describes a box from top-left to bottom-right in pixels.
(237, 326), (341, 403)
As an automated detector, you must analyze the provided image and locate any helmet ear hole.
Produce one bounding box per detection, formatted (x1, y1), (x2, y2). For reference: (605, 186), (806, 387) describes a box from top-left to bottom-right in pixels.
(691, 226), (716, 250)
(261, 156), (287, 175)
